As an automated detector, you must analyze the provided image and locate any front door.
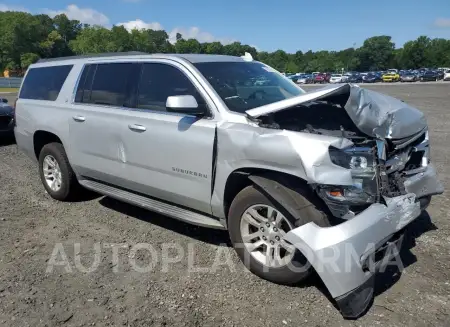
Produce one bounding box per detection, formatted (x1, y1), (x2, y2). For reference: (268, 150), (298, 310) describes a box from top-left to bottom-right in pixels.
(117, 62), (217, 214)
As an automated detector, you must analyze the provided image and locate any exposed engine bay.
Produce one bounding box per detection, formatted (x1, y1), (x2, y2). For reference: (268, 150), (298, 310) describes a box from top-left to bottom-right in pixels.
(252, 97), (433, 220)
(257, 101), (366, 140)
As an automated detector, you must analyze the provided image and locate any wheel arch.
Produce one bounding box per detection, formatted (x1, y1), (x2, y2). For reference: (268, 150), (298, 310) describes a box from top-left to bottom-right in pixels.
(223, 168), (311, 225)
(33, 130), (64, 160)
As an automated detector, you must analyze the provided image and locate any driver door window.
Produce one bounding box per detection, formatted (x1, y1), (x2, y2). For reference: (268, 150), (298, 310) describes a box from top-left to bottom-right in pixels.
(136, 63), (205, 112)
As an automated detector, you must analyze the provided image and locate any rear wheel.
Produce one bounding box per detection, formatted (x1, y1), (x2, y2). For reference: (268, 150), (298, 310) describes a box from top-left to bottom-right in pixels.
(38, 142), (79, 201)
(228, 183), (330, 285)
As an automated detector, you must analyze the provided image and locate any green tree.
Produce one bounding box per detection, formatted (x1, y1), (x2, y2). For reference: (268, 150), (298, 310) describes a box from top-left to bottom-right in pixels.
(20, 53), (40, 69)
(69, 26), (115, 54)
(358, 36), (395, 71)
(175, 38), (202, 53)
(204, 42), (224, 54)
(3, 9), (450, 74)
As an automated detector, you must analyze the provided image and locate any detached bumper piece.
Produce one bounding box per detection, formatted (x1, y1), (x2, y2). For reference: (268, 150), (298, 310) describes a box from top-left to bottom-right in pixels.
(336, 231), (404, 318)
(335, 274), (374, 319)
(284, 165), (443, 319)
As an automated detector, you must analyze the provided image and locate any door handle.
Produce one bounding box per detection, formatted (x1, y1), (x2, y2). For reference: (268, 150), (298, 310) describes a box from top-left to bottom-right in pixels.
(128, 124), (146, 132)
(72, 115), (86, 122)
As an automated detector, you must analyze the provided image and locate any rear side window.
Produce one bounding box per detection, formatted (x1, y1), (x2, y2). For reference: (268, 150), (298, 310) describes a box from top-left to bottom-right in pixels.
(20, 65), (73, 101)
(75, 63), (135, 107)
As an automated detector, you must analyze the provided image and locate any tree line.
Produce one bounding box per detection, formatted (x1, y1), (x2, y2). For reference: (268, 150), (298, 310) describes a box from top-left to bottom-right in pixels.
(1, 10), (450, 75)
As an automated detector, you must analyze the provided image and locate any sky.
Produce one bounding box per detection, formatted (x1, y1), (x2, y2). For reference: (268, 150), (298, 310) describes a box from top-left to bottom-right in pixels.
(1, 0), (450, 52)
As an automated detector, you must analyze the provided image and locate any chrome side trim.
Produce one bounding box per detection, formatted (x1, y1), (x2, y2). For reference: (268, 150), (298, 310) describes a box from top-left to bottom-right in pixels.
(79, 179), (226, 230)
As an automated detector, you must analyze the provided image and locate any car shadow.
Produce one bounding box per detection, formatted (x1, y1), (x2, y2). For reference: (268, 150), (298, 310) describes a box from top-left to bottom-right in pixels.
(97, 194), (437, 317)
(72, 189), (103, 202)
(373, 210), (437, 296)
(303, 210), (437, 318)
(0, 133), (16, 146)
(98, 196), (231, 247)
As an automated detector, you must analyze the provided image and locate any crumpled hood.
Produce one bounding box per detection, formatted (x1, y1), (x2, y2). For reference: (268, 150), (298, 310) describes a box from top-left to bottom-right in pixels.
(246, 83), (427, 139)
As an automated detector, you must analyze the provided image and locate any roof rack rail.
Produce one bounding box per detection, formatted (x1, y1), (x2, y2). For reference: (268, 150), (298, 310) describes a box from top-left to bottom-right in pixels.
(37, 51), (148, 63)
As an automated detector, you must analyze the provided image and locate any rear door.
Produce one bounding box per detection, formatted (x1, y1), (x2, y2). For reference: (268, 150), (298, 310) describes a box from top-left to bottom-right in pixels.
(117, 61), (217, 214)
(68, 62), (139, 184)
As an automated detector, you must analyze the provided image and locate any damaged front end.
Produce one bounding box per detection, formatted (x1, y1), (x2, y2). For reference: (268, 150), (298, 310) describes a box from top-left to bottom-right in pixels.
(244, 83), (444, 318)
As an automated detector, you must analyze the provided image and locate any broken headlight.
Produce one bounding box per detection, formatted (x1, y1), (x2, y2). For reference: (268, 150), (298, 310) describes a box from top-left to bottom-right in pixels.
(325, 146), (378, 204)
(329, 146), (376, 174)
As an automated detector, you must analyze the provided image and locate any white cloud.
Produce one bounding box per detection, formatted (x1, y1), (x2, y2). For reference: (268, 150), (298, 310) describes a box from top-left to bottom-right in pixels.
(434, 18), (450, 28)
(44, 4), (110, 25)
(118, 19), (234, 44)
(118, 19), (163, 31)
(0, 3), (29, 12)
(168, 27), (234, 44)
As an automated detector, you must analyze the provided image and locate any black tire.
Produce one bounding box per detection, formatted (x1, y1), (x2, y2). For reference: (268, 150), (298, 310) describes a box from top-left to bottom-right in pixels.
(228, 183), (330, 285)
(38, 142), (79, 201)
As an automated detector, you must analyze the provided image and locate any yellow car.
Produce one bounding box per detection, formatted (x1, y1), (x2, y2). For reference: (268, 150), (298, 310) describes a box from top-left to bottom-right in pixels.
(382, 72), (400, 82)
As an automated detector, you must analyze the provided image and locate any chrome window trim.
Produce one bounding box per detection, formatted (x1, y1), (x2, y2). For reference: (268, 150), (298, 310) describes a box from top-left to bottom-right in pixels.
(70, 58), (219, 120)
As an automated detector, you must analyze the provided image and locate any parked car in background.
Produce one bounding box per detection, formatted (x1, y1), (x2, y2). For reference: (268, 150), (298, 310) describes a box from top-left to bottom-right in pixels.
(382, 72), (400, 82)
(400, 72), (418, 82)
(286, 75), (299, 83)
(387, 68), (398, 74)
(0, 97), (15, 134)
(347, 74), (363, 83)
(364, 73), (382, 83)
(436, 70), (445, 80)
(421, 70), (440, 82)
(329, 74), (344, 83)
(313, 73), (327, 84)
(444, 70), (450, 81)
(296, 74), (313, 84)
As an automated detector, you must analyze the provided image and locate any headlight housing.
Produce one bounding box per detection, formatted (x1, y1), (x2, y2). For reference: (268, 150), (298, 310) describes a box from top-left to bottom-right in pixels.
(325, 146), (378, 204)
(329, 146), (376, 175)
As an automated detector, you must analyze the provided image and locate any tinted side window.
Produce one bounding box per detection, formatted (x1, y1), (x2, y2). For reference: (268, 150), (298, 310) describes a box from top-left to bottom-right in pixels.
(20, 65), (73, 101)
(77, 63), (134, 107)
(136, 63), (205, 112)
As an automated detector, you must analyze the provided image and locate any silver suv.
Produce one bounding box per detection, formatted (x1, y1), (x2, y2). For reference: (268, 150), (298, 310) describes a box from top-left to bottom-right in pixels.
(14, 52), (443, 318)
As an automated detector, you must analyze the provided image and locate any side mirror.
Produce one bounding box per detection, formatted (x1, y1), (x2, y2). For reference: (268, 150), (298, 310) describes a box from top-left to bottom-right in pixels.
(166, 95), (205, 116)
(0, 98), (8, 104)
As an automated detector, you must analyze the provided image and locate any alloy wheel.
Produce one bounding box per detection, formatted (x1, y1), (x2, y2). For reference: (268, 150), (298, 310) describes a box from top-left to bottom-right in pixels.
(240, 204), (296, 268)
(43, 155), (62, 192)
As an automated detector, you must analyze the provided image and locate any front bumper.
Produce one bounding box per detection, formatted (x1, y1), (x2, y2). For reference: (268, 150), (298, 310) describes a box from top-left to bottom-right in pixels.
(284, 165), (443, 318)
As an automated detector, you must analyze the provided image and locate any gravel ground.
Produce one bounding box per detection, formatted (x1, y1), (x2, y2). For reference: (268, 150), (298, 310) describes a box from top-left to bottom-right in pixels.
(1, 84), (450, 327)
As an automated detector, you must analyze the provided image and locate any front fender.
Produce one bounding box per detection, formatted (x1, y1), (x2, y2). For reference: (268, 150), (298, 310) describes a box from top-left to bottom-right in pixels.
(210, 122), (354, 219)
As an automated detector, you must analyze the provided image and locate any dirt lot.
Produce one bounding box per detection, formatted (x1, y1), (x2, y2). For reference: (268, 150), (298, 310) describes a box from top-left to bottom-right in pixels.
(1, 84), (449, 327)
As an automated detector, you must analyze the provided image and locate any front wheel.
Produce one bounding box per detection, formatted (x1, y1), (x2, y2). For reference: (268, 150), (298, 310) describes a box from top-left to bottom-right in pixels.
(228, 184), (329, 285)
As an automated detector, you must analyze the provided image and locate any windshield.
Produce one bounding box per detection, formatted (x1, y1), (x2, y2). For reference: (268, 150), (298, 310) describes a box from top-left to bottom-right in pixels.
(194, 61), (305, 113)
